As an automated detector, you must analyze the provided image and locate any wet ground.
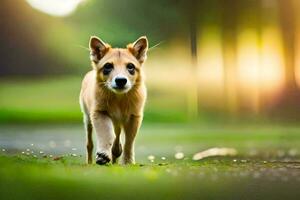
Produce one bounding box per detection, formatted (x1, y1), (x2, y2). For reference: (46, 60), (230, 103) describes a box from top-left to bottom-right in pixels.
(1, 124), (299, 160)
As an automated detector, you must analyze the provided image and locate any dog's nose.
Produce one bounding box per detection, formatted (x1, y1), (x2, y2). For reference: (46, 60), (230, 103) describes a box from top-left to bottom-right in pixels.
(115, 77), (127, 88)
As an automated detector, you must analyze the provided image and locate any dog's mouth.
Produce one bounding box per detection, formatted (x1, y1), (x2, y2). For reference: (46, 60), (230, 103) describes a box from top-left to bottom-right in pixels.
(110, 85), (131, 94)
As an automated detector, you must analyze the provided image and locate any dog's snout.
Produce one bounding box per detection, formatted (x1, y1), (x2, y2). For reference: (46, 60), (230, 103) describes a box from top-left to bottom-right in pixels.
(115, 77), (127, 88)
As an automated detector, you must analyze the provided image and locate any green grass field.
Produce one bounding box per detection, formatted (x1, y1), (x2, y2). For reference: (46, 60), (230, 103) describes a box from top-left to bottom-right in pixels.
(0, 76), (190, 123)
(0, 124), (299, 200)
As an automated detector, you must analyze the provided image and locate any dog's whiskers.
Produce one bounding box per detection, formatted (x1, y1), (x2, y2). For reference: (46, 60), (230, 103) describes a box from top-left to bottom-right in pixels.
(148, 41), (164, 52)
(74, 44), (90, 51)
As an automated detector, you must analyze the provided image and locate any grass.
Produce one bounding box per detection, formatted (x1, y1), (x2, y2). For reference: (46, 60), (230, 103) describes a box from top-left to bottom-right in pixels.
(0, 154), (299, 200)
(0, 76), (189, 123)
(0, 76), (295, 124)
(0, 124), (300, 200)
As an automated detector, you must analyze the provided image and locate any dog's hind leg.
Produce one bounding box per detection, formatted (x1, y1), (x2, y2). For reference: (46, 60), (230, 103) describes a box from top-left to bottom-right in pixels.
(80, 97), (94, 165)
(112, 125), (122, 164)
(84, 115), (93, 164)
(123, 115), (142, 165)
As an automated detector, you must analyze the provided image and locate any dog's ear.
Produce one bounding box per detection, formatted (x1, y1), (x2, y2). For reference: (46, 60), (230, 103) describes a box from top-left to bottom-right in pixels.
(127, 36), (148, 63)
(89, 36), (110, 63)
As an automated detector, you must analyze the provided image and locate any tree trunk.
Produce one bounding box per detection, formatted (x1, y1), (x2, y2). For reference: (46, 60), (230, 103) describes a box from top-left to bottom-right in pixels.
(278, 0), (297, 90)
(185, 0), (200, 119)
(221, 0), (239, 115)
(268, 0), (300, 121)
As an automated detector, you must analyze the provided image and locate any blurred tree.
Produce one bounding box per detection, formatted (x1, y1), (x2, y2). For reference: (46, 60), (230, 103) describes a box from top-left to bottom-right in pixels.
(176, 0), (202, 119)
(220, 0), (239, 116)
(0, 0), (68, 76)
(239, 0), (263, 114)
(270, 0), (300, 120)
(278, 0), (297, 90)
(255, 0), (264, 114)
(69, 0), (182, 46)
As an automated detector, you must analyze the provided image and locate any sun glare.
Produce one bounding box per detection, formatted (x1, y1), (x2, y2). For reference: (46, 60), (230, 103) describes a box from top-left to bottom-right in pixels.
(260, 27), (284, 92)
(237, 29), (260, 86)
(198, 28), (223, 89)
(26, 0), (85, 17)
(237, 27), (284, 93)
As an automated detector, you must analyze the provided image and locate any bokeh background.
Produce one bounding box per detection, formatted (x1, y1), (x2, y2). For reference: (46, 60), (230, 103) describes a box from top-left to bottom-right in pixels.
(1, 2), (300, 199)
(1, 0), (300, 124)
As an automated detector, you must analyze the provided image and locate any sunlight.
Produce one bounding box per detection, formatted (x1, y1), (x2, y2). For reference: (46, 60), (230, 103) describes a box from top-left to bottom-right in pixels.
(237, 29), (260, 87)
(237, 27), (284, 93)
(235, 27), (284, 111)
(237, 29), (260, 111)
(198, 27), (223, 88)
(197, 28), (224, 107)
(26, 0), (85, 17)
(260, 27), (284, 93)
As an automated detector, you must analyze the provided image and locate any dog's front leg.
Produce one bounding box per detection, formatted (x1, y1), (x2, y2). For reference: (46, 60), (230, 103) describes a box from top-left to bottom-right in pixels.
(91, 111), (115, 165)
(123, 115), (142, 165)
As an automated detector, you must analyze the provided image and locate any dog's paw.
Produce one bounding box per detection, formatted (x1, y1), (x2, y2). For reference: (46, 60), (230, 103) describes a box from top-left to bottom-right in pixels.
(96, 152), (110, 165)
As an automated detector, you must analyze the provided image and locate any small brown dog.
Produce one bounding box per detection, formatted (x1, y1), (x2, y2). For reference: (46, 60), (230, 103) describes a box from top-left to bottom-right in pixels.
(79, 36), (148, 165)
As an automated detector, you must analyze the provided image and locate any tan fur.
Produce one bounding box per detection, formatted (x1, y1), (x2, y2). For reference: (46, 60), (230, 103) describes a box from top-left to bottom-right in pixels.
(80, 36), (148, 165)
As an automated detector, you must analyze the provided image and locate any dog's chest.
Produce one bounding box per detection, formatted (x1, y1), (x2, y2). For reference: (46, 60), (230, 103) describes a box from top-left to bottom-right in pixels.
(109, 107), (124, 122)
(106, 100), (131, 123)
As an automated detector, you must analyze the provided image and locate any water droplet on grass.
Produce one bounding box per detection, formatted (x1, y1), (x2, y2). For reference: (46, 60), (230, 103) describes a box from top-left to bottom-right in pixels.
(72, 148), (77, 151)
(161, 156), (166, 160)
(175, 152), (184, 159)
(147, 155), (155, 161)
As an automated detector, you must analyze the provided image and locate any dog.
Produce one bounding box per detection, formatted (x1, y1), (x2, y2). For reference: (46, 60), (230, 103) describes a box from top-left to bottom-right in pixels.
(79, 36), (148, 165)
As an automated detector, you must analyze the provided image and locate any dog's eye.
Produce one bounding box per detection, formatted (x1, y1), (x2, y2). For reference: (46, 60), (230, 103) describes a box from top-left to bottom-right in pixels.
(102, 63), (113, 75)
(127, 63), (135, 75)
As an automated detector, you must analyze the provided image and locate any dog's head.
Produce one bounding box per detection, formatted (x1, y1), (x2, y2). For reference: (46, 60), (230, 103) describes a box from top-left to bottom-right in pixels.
(89, 36), (148, 94)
